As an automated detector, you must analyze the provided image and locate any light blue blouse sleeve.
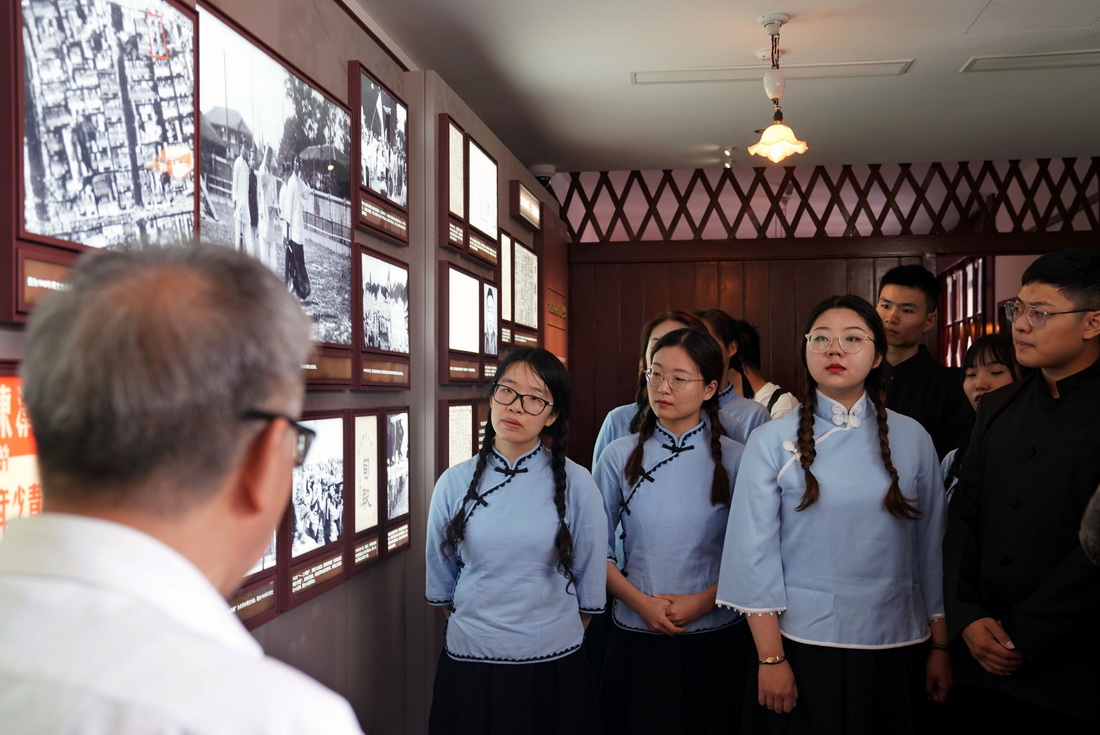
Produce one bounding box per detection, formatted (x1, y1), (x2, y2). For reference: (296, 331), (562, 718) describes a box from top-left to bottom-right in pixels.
(717, 428), (788, 613)
(593, 439), (629, 563)
(425, 464), (466, 606)
(566, 462), (610, 613)
(912, 428), (948, 619)
(717, 410), (746, 444)
(739, 399), (772, 438)
(592, 404), (630, 468)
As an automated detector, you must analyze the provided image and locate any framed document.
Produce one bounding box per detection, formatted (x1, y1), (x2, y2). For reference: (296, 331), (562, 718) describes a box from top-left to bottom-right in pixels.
(513, 240), (539, 330)
(499, 231), (513, 329)
(439, 399), (476, 474)
(438, 115), (466, 253)
(349, 411), (382, 571)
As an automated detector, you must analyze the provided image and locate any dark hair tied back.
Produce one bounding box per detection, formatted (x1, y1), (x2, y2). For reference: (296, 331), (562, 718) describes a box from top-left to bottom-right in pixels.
(440, 348), (581, 592)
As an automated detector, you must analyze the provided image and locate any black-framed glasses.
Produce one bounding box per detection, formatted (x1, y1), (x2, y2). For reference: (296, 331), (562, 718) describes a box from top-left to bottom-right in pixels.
(805, 332), (872, 354)
(243, 409), (316, 467)
(642, 368), (705, 391)
(491, 384), (554, 416)
(1003, 301), (1094, 330)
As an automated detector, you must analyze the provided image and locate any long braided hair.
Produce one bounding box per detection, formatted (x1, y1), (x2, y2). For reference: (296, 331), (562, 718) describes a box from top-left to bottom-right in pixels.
(627, 311), (709, 433)
(794, 295), (919, 520)
(440, 348), (579, 592)
(624, 328), (731, 506)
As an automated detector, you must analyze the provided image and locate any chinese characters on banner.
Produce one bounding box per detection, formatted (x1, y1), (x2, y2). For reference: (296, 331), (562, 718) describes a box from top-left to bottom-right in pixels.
(0, 377), (41, 540)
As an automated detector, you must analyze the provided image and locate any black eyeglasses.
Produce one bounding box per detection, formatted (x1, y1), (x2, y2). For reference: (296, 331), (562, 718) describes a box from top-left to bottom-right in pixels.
(243, 409), (316, 466)
(491, 384), (554, 416)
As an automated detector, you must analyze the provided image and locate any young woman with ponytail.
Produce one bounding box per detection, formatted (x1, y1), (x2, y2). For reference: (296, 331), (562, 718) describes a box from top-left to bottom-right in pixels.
(717, 295), (950, 734)
(594, 328), (747, 734)
(425, 348), (606, 735)
(695, 308), (772, 435)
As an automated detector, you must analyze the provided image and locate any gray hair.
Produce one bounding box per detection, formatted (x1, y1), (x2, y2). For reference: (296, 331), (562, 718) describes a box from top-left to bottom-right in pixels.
(21, 244), (313, 513)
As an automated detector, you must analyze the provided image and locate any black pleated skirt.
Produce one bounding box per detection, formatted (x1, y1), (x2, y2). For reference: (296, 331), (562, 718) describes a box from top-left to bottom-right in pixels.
(428, 648), (601, 735)
(599, 621), (752, 735)
(743, 637), (927, 735)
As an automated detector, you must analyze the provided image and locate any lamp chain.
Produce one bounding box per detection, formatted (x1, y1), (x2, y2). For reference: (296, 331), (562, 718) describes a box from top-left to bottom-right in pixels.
(771, 33), (780, 70)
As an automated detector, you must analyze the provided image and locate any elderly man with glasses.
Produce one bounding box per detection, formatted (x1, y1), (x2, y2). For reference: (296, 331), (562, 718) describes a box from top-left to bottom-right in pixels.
(0, 245), (362, 733)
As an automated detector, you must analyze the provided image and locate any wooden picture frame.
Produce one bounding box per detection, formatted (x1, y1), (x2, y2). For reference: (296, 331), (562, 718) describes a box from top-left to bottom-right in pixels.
(359, 246), (411, 389)
(350, 61), (408, 245)
(197, 4), (354, 357)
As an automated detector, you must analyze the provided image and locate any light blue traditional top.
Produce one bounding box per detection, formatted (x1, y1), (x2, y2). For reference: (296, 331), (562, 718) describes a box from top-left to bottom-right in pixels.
(717, 383), (772, 438)
(940, 447), (959, 502)
(594, 421), (744, 634)
(592, 401), (746, 467)
(426, 444), (608, 663)
(717, 391), (946, 649)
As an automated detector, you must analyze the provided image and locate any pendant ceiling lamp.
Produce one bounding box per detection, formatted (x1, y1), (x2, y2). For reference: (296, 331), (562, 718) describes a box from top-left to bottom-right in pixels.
(747, 14), (808, 164)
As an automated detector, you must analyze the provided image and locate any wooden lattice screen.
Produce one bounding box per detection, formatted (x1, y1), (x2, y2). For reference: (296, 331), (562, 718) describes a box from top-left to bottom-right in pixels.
(557, 158), (1100, 243)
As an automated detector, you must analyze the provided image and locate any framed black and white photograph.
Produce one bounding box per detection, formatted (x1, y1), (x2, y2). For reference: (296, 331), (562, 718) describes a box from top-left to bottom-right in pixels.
(358, 69), (407, 210)
(19, 0), (197, 251)
(467, 138), (497, 240)
(385, 411), (409, 521)
(198, 7), (352, 347)
(361, 249), (409, 355)
(290, 416), (345, 559)
(513, 239), (539, 330)
(353, 413), (379, 535)
(483, 282), (499, 356)
(244, 531), (277, 577)
(447, 265), (481, 354)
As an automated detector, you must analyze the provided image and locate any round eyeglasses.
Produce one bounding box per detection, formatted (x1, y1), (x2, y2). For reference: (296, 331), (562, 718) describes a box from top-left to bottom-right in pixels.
(804, 333), (871, 354)
(1003, 301), (1094, 330)
(642, 368), (705, 391)
(491, 384), (553, 416)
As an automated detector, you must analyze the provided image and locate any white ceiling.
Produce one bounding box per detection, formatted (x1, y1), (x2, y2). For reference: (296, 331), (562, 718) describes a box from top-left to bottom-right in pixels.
(354, 0), (1100, 173)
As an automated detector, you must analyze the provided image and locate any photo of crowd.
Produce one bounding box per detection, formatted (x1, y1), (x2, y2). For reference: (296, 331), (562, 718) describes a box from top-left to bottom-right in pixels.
(290, 417), (344, 559)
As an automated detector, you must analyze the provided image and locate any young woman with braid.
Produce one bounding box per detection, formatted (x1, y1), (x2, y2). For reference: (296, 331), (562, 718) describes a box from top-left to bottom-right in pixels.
(591, 310), (747, 467)
(594, 328), (747, 734)
(717, 294), (950, 734)
(425, 348), (607, 735)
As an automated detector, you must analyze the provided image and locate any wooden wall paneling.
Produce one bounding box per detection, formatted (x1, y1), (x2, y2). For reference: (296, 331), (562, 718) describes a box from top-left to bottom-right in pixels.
(569, 263), (599, 465)
(718, 260), (745, 318)
(768, 260), (800, 396)
(693, 261), (719, 311)
(742, 260), (772, 387)
(668, 261), (695, 310)
(642, 262), (672, 318)
(846, 258), (877, 303)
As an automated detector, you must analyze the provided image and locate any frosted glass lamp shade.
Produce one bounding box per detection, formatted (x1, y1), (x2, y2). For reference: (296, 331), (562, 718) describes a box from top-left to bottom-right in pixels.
(747, 122), (808, 163)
